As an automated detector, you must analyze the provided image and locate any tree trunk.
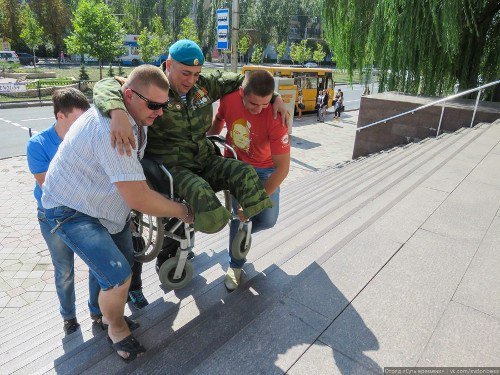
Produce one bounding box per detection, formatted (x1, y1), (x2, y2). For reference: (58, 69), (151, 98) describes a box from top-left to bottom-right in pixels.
(32, 47), (37, 69)
(99, 61), (103, 80)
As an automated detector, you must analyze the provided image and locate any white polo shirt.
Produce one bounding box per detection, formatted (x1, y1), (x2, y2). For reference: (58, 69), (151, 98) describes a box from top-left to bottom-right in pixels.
(42, 107), (147, 234)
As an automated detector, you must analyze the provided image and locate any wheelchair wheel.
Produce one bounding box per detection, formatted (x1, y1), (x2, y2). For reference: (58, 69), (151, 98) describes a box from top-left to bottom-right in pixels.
(230, 229), (252, 261)
(158, 257), (194, 290)
(132, 211), (165, 263)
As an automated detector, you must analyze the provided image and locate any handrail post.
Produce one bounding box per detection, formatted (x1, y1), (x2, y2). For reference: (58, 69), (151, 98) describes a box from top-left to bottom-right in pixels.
(436, 101), (446, 136)
(470, 90), (481, 128)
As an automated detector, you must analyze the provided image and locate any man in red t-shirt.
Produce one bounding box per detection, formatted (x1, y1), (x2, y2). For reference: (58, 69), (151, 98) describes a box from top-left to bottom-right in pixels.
(208, 70), (291, 291)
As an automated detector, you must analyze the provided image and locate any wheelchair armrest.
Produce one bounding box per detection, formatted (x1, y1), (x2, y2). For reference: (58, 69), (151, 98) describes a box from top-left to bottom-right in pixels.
(207, 135), (238, 159)
(140, 157), (174, 199)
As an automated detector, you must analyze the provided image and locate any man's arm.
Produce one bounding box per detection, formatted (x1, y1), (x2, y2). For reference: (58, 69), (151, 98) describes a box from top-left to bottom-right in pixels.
(93, 77), (136, 156)
(115, 180), (193, 223)
(33, 172), (46, 187)
(271, 96), (290, 127)
(207, 113), (225, 136)
(200, 71), (244, 100)
(263, 153), (290, 196)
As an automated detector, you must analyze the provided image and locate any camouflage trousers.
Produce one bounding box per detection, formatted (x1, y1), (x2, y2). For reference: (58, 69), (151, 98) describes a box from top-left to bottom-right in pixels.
(168, 155), (273, 234)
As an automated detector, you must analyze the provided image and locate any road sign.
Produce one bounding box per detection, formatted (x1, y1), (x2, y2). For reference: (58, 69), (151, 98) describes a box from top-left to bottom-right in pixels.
(217, 25), (229, 50)
(216, 8), (229, 50)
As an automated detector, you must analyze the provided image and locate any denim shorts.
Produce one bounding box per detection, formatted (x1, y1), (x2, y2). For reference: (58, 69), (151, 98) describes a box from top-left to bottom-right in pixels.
(44, 206), (133, 291)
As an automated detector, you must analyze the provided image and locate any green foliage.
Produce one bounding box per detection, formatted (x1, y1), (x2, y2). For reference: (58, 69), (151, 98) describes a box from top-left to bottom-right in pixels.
(65, 0), (125, 79)
(0, 0), (21, 47)
(138, 15), (171, 63)
(107, 63), (114, 77)
(323, 0), (500, 96)
(289, 43), (299, 65)
(118, 62), (125, 77)
(251, 45), (264, 64)
(238, 35), (251, 64)
(26, 78), (75, 89)
(276, 42), (287, 64)
(19, 4), (44, 67)
(297, 40), (312, 65)
(29, 0), (71, 52)
(313, 43), (326, 65)
(79, 64), (90, 81)
(178, 17), (200, 45)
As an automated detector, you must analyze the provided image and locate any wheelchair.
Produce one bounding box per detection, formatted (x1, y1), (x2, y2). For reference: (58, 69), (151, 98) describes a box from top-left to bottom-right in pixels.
(131, 136), (252, 290)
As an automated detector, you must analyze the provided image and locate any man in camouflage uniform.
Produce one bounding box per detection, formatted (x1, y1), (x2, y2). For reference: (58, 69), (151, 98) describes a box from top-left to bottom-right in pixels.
(93, 40), (286, 271)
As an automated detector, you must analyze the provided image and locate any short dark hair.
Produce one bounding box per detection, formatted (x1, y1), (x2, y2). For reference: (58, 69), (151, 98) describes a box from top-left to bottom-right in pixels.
(242, 70), (275, 97)
(52, 88), (90, 118)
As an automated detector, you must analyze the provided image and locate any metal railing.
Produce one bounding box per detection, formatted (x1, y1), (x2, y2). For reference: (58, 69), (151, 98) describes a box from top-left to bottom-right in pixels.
(357, 80), (500, 136)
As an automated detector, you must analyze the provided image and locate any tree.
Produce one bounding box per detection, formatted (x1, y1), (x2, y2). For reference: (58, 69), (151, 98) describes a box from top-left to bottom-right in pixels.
(238, 35), (251, 65)
(323, 0), (500, 97)
(65, 0), (125, 79)
(313, 42), (326, 65)
(276, 41), (287, 64)
(178, 16), (200, 45)
(251, 45), (264, 64)
(0, 0), (21, 48)
(289, 43), (299, 65)
(19, 4), (44, 68)
(297, 40), (312, 66)
(29, 0), (71, 56)
(138, 15), (171, 64)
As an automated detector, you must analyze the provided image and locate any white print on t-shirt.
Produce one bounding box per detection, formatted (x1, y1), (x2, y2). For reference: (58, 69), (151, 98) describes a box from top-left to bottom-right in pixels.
(281, 134), (290, 146)
(230, 118), (251, 153)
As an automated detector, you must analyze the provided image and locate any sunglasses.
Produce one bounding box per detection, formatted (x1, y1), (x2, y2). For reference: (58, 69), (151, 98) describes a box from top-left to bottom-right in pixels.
(130, 89), (168, 111)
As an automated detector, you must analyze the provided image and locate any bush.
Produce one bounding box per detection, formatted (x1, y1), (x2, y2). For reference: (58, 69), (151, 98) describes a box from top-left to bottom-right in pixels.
(107, 63), (114, 77)
(118, 63), (125, 77)
(79, 64), (90, 81)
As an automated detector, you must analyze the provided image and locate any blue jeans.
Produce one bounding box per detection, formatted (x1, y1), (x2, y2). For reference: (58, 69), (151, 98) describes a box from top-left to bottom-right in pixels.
(229, 167), (280, 268)
(38, 208), (101, 320)
(44, 206), (134, 292)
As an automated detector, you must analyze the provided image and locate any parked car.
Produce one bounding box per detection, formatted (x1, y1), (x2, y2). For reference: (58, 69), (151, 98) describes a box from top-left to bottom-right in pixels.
(305, 62), (318, 68)
(17, 52), (39, 65)
(0, 51), (20, 63)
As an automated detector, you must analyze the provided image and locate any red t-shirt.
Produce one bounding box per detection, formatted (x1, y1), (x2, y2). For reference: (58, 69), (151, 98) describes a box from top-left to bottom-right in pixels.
(217, 89), (290, 168)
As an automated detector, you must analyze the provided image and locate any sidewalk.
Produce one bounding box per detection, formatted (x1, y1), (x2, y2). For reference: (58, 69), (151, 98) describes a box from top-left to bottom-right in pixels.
(0, 110), (358, 319)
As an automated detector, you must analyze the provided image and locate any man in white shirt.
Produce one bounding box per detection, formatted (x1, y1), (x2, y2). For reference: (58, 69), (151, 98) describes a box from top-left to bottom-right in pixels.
(42, 65), (193, 362)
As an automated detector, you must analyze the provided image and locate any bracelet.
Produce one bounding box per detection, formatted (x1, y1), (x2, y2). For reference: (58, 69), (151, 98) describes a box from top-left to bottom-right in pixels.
(181, 202), (193, 221)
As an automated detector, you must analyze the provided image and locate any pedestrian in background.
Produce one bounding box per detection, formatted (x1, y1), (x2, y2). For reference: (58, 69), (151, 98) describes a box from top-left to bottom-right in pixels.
(334, 88), (344, 119)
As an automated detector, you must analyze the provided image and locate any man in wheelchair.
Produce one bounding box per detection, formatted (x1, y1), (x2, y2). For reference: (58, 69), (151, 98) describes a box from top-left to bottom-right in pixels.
(93, 40), (289, 279)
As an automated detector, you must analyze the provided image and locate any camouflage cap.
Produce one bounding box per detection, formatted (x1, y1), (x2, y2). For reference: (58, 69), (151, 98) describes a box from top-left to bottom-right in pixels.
(169, 39), (204, 66)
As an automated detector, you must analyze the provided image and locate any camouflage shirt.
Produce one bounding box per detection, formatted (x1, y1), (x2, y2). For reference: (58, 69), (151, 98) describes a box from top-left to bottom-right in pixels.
(93, 71), (244, 172)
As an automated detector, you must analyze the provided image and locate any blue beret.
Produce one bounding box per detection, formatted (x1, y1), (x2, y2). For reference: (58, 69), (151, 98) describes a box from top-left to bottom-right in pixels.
(169, 39), (204, 66)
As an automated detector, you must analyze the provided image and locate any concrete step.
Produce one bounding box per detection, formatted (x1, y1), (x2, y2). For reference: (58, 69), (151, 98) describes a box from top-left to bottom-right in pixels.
(4, 122), (497, 374)
(46, 124), (492, 373)
(2, 132), (450, 328)
(109, 122), (500, 374)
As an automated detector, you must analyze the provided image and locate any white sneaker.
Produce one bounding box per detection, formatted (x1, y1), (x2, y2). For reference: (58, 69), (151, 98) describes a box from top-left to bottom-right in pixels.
(224, 267), (242, 291)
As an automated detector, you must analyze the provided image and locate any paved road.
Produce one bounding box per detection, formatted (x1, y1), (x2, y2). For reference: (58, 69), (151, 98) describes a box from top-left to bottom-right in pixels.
(0, 107), (54, 159)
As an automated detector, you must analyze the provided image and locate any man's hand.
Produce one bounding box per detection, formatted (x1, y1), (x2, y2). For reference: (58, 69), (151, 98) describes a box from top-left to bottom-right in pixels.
(272, 96), (291, 128)
(236, 205), (248, 222)
(180, 203), (194, 224)
(110, 109), (136, 156)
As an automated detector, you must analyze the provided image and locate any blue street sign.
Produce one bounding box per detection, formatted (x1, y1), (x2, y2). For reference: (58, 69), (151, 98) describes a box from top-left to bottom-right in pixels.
(216, 8), (230, 50)
(217, 25), (229, 50)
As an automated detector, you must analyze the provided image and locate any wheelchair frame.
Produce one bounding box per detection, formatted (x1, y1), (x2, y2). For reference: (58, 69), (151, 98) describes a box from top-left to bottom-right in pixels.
(132, 135), (253, 290)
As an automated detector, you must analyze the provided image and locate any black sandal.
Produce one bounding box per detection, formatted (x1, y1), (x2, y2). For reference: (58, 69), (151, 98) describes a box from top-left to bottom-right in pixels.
(91, 315), (140, 331)
(108, 334), (146, 363)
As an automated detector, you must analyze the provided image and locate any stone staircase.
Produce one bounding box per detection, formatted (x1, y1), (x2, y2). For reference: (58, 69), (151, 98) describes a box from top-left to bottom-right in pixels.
(3, 120), (500, 374)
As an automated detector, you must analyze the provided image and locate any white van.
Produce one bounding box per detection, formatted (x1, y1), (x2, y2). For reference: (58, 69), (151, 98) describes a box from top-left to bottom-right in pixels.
(0, 51), (20, 63)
